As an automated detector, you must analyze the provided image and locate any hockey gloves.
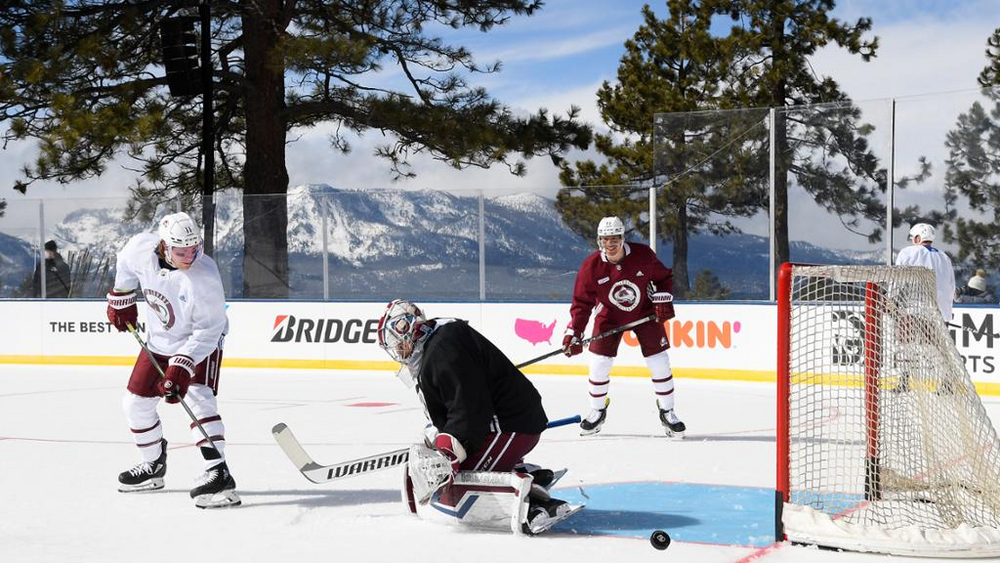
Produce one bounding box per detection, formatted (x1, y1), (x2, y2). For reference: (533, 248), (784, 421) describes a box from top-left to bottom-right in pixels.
(433, 433), (467, 486)
(107, 289), (138, 332)
(562, 329), (583, 357)
(651, 292), (676, 322)
(158, 355), (195, 403)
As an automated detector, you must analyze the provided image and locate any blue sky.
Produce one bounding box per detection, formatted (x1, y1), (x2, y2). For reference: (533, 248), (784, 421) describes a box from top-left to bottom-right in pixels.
(3, 0), (1000, 241)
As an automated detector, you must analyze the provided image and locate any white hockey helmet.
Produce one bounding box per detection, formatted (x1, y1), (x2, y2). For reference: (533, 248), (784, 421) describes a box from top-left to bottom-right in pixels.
(908, 223), (935, 243)
(597, 216), (625, 238)
(158, 212), (203, 267)
(377, 299), (429, 364)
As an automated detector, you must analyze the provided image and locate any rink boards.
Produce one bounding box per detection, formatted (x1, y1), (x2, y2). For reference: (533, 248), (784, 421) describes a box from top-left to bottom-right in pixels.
(0, 300), (997, 390)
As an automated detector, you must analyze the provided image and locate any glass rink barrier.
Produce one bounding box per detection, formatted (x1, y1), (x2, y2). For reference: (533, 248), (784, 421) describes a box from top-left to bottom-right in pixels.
(1, 87), (998, 302)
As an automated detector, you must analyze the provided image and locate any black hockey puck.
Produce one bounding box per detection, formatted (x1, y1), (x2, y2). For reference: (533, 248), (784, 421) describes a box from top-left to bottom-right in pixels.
(650, 529), (671, 550)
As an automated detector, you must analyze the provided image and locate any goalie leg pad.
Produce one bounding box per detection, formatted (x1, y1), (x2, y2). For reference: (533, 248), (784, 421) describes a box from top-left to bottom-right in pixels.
(425, 470), (532, 534)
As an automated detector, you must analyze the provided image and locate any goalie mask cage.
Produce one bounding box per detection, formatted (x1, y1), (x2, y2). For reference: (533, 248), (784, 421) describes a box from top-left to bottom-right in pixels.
(776, 263), (1000, 557)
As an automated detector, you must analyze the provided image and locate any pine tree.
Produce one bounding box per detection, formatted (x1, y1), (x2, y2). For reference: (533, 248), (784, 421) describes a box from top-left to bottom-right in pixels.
(979, 28), (1000, 88)
(555, 1), (765, 297)
(0, 1), (591, 297)
(940, 28), (1000, 270)
(689, 268), (730, 299)
(714, 0), (912, 267)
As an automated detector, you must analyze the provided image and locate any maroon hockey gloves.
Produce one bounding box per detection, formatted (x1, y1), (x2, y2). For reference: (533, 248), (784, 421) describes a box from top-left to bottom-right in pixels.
(159, 355), (194, 403)
(562, 330), (583, 357)
(106, 289), (138, 332)
(651, 292), (675, 322)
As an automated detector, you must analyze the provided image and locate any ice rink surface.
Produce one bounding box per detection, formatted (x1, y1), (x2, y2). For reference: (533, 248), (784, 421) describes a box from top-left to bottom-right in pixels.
(4, 364), (1000, 563)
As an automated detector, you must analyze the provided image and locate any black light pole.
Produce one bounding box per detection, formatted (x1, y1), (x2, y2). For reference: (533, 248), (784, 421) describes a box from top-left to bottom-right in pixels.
(199, 0), (215, 256)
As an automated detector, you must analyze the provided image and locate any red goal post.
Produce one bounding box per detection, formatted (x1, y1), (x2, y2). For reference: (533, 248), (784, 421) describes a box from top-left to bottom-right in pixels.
(776, 262), (1000, 557)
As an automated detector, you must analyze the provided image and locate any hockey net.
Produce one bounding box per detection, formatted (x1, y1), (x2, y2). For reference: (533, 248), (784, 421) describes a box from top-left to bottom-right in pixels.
(776, 263), (1000, 557)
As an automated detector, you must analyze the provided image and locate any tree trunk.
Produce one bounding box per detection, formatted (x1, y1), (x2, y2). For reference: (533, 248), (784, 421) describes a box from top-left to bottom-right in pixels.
(241, 0), (290, 298)
(770, 11), (791, 270)
(773, 111), (790, 267)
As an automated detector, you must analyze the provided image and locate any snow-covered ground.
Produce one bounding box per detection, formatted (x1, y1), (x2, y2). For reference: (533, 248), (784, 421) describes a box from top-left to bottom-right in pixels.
(2, 365), (998, 562)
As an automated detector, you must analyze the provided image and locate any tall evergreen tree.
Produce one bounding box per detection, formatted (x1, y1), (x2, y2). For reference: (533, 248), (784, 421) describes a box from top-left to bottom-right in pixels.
(714, 0), (901, 267)
(979, 27), (1000, 88)
(555, 1), (765, 297)
(689, 268), (730, 299)
(940, 28), (1000, 270)
(0, 1), (591, 297)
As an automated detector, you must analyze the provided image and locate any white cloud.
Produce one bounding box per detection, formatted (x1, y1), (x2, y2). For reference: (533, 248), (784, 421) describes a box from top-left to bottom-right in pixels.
(483, 26), (635, 63)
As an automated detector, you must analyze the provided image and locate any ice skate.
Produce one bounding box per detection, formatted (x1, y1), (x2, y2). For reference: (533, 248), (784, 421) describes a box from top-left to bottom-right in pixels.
(523, 497), (584, 535)
(580, 398), (610, 436)
(658, 405), (686, 439)
(513, 463), (568, 490)
(118, 439), (167, 492)
(190, 461), (241, 509)
(513, 463), (570, 505)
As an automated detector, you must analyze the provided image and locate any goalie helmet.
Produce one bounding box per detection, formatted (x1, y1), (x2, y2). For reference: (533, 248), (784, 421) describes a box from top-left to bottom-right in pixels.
(377, 299), (430, 363)
(597, 216), (625, 238)
(908, 223), (935, 243)
(158, 212), (203, 267)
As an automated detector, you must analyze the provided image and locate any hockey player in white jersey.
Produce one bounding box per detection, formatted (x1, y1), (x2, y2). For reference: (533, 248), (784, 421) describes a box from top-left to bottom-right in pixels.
(107, 211), (240, 508)
(895, 223), (956, 323)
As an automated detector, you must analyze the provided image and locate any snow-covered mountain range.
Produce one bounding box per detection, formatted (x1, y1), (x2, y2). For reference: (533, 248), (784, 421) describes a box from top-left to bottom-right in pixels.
(0, 185), (883, 300)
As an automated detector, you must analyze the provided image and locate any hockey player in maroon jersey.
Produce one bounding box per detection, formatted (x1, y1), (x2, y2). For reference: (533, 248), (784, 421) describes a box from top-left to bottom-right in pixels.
(563, 216), (686, 438)
(377, 299), (572, 532)
(107, 212), (239, 508)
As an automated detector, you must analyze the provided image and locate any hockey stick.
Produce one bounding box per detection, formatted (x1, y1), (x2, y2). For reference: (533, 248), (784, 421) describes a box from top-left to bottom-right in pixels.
(126, 323), (222, 457)
(273, 414), (583, 484)
(946, 321), (1000, 338)
(515, 313), (657, 369)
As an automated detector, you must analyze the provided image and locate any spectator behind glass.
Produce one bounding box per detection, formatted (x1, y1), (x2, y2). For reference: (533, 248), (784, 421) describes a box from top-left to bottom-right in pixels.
(956, 268), (993, 303)
(32, 239), (71, 298)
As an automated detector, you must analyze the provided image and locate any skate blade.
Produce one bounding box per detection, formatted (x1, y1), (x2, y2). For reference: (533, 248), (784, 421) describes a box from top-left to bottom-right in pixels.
(663, 429), (685, 440)
(526, 504), (585, 535)
(579, 426), (604, 437)
(118, 478), (164, 493)
(194, 489), (242, 509)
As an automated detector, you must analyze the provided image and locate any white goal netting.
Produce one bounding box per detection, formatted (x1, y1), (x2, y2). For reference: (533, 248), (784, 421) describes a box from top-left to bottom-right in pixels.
(780, 264), (1000, 557)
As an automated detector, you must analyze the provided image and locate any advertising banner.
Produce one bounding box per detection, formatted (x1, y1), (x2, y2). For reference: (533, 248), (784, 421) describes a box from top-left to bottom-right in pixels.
(1, 301), (996, 389)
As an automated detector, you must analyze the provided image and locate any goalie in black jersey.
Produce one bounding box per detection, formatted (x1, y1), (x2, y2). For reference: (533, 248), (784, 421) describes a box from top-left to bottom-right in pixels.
(377, 299), (574, 533)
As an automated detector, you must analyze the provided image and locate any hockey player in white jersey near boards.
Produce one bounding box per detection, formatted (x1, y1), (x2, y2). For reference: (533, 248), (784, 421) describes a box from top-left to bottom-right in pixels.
(106, 211), (240, 508)
(895, 223), (956, 322)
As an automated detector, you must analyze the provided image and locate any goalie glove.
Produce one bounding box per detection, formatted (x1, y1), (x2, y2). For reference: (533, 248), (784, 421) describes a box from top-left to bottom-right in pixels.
(651, 291), (675, 322)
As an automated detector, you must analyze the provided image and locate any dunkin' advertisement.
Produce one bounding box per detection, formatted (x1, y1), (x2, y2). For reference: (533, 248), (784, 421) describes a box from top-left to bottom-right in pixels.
(2, 300), (998, 388)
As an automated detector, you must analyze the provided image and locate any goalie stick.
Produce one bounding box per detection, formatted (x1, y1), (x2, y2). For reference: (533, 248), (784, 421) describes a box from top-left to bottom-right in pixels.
(273, 414), (583, 484)
(946, 321), (1000, 339)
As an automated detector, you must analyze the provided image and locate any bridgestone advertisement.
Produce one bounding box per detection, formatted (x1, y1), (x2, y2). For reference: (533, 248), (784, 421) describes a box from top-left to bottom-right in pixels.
(2, 301), (997, 389)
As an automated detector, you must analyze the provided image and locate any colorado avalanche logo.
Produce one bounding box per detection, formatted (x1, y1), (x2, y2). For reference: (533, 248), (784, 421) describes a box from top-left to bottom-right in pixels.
(608, 279), (641, 312)
(143, 289), (176, 329)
